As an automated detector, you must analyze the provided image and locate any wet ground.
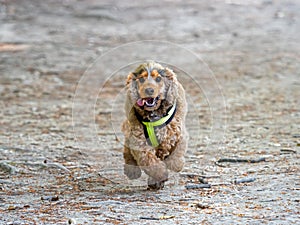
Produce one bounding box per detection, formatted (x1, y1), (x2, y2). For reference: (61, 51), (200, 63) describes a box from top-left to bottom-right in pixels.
(0, 0), (299, 224)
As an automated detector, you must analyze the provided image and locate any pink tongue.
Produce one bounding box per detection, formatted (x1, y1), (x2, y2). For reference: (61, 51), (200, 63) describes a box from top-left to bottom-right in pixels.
(137, 99), (144, 106)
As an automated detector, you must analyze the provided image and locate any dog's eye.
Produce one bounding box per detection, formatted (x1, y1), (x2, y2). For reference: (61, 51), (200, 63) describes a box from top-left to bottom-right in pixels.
(139, 77), (145, 83)
(155, 77), (161, 82)
(157, 69), (165, 76)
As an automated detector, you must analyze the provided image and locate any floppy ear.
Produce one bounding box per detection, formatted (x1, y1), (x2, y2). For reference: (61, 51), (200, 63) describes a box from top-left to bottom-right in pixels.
(164, 68), (178, 105)
(125, 72), (139, 115)
(126, 72), (136, 86)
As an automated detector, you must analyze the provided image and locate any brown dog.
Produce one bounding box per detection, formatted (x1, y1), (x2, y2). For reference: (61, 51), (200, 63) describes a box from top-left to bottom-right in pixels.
(122, 61), (188, 189)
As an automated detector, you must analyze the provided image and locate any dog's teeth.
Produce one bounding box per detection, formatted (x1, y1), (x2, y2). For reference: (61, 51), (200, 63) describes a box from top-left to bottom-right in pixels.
(145, 99), (155, 107)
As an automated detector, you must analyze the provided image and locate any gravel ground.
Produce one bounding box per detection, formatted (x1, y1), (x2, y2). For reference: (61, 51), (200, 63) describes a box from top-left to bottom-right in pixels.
(0, 0), (299, 224)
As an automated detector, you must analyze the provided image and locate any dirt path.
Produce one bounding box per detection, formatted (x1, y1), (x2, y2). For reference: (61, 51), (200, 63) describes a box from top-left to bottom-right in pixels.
(0, 0), (299, 224)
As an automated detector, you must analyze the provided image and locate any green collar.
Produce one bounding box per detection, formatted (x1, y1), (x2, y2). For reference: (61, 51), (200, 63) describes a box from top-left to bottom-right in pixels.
(135, 103), (177, 147)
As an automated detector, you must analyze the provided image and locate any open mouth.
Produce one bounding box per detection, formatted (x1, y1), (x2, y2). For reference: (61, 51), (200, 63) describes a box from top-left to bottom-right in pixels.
(136, 96), (159, 107)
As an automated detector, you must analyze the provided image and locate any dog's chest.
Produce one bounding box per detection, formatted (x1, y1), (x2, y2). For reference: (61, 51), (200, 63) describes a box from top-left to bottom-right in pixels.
(156, 123), (180, 160)
(155, 119), (181, 154)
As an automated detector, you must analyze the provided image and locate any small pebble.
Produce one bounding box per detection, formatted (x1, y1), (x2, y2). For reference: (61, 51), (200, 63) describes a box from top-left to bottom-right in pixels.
(41, 195), (59, 201)
(198, 177), (208, 184)
(68, 218), (76, 224)
(7, 205), (16, 210)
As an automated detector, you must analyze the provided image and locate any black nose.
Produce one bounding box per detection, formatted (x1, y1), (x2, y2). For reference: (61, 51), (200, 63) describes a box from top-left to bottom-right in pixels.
(145, 88), (154, 95)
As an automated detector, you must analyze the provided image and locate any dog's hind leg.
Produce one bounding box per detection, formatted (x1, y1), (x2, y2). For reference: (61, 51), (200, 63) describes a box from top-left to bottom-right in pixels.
(147, 176), (165, 190)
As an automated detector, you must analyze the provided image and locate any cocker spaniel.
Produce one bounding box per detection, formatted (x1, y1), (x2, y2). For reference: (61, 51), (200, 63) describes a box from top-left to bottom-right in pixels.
(122, 61), (188, 189)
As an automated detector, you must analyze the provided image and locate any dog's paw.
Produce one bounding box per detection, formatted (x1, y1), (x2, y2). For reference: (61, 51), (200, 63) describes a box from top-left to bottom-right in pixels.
(147, 176), (167, 190)
(142, 161), (169, 182)
(164, 156), (185, 172)
(124, 164), (142, 180)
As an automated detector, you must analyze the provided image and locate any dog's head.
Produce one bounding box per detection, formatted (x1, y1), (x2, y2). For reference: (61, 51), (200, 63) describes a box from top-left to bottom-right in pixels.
(126, 61), (178, 111)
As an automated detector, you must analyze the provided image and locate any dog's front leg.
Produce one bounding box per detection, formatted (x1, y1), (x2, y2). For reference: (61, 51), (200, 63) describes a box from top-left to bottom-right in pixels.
(130, 149), (168, 183)
(164, 135), (187, 172)
(123, 144), (142, 180)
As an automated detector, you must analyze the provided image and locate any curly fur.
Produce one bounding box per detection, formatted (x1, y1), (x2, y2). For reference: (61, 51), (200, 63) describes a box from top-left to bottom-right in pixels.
(122, 61), (188, 189)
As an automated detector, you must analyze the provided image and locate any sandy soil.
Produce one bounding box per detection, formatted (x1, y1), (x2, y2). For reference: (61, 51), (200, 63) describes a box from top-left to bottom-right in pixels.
(0, 0), (299, 224)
